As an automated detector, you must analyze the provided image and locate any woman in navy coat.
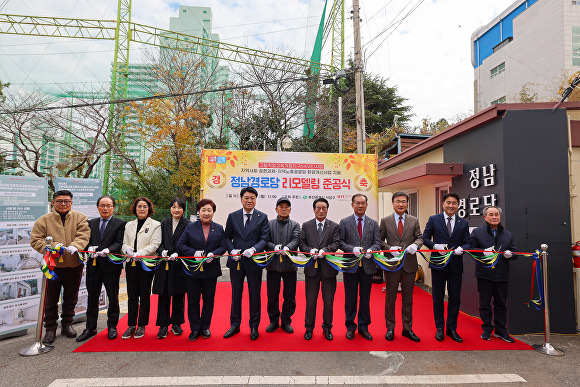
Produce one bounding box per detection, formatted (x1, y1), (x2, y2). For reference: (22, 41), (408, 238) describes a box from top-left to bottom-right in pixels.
(176, 198), (226, 341)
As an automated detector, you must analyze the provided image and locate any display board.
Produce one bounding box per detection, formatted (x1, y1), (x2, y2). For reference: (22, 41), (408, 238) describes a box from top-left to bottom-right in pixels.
(201, 150), (378, 226)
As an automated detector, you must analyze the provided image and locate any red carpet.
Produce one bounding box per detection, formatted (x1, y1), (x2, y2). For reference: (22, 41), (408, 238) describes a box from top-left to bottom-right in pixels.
(74, 281), (532, 352)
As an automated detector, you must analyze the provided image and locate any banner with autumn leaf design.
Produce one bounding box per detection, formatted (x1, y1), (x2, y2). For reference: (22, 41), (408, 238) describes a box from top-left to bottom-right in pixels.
(200, 149), (378, 226)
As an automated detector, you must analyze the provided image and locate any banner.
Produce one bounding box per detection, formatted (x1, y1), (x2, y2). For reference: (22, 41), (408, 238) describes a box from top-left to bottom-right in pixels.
(200, 150), (378, 226)
(0, 176), (47, 336)
(54, 177), (102, 220)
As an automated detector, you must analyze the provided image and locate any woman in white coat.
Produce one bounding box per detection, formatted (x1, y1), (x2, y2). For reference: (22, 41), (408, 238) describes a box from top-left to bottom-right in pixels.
(121, 197), (161, 339)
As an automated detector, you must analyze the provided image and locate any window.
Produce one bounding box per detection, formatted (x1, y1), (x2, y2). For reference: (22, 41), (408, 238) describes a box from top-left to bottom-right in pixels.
(435, 184), (451, 214)
(573, 27), (580, 66)
(405, 191), (418, 218)
(490, 62), (505, 78)
(491, 96), (506, 105)
(493, 37), (513, 53)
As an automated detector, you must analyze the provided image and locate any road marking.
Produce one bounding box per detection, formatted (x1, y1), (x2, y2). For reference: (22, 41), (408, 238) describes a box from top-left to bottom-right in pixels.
(48, 374), (526, 386)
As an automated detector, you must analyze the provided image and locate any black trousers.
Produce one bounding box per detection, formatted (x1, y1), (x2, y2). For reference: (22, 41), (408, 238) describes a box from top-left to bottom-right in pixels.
(44, 265), (84, 331)
(304, 272), (336, 331)
(125, 262), (154, 327)
(477, 278), (509, 335)
(343, 268), (373, 332)
(266, 270), (297, 325)
(431, 267), (462, 330)
(85, 268), (121, 331)
(185, 277), (217, 332)
(229, 259), (262, 328)
(156, 293), (185, 327)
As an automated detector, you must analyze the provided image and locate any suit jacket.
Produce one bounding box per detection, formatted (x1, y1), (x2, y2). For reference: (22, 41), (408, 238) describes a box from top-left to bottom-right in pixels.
(422, 213), (471, 273)
(152, 216), (190, 295)
(122, 217), (162, 258)
(380, 213), (423, 273)
(85, 216), (126, 274)
(224, 208), (269, 272)
(339, 215), (382, 275)
(31, 209), (90, 268)
(300, 218), (340, 278)
(177, 220), (226, 279)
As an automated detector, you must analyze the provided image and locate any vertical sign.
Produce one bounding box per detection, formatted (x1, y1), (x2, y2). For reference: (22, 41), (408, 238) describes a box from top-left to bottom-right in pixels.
(0, 176), (48, 337)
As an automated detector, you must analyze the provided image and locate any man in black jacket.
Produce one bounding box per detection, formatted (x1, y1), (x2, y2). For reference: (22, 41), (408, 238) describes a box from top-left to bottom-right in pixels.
(77, 195), (126, 341)
(469, 205), (517, 343)
(265, 197), (301, 334)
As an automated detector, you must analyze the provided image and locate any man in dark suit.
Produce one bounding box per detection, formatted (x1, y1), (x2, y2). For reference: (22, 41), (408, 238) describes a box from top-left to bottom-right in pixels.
(339, 193), (382, 341)
(77, 195), (126, 341)
(224, 187), (269, 340)
(300, 197), (340, 341)
(423, 192), (471, 343)
(380, 191), (423, 342)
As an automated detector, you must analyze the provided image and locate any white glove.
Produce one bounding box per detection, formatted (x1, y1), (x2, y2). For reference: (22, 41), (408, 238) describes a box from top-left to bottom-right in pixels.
(389, 246), (400, 258)
(194, 250), (204, 258)
(364, 248), (373, 259)
(503, 250), (513, 259)
(353, 246), (363, 255)
(433, 244), (447, 251)
(230, 250), (240, 261)
(206, 252), (214, 263)
(169, 252), (178, 261)
(317, 248), (325, 259)
(310, 248), (318, 259)
(97, 248), (109, 257)
(126, 247), (133, 257)
(453, 246), (464, 255)
(483, 246), (494, 257)
(134, 251), (141, 260)
(282, 246), (289, 256)
(243, 248), (255, 258)
(406, 244), (418, 255)
(161, 250), (168, 258)
(274, 244), (282, 251)
(87, 246), (97, 253)
(67, 246), (78, 254)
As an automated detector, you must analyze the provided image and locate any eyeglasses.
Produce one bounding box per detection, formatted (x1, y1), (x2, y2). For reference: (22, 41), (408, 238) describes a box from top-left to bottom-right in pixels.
(98, 205), (114, 209)
(55, 200), (72, 205)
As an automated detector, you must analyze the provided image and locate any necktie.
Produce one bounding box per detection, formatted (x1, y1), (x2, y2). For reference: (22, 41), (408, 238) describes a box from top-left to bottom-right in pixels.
(244, 213), (251, 229)
(397, 216), (403, 238)
(357, 217), (363, 240)
(99, 218), (108, 240)
(317, 222), (323, 237)
(447, 217), (453, 235)
(491, 228), (497, 237)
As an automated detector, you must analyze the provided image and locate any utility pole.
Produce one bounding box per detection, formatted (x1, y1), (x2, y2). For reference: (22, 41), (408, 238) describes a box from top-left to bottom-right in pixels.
(352, 0), (365, 154)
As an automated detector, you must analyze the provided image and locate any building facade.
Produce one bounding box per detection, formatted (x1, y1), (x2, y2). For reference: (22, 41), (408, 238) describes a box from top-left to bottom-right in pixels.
(472, 0), (580, 112)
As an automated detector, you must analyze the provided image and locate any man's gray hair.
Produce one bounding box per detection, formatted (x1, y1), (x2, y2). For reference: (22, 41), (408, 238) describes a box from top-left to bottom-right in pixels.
(483, 205), (502, 216)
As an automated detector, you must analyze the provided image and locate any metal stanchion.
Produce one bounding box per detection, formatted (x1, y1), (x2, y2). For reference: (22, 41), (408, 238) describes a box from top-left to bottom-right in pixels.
(532, 244), (564, 356)
(19, 236), (55, 356)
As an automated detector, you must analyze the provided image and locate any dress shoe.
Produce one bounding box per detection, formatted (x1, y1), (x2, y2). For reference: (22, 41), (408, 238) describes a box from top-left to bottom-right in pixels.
(481, 331), (492, 341)
(157, 326), (168, 339)
(171, 324), (183, 336)
(202, 329), (211, 339)
(446, 329), (463, 343)
(494, 332), (515, 343)
(61, 325), (77, 338)
(42, 330), (56, 344)
(189, 330), (200, 341)
(76, 328), (97, 342)
(435, 328), (444, 342)
(223, 325), (240, 338)
(385, 329), (394, 341)
(358, 330), (373, 341)
(250, 327), (259, 340)
(266, 322), (279, 333)
(134, 326), (145, 339)
(345, 330), (355, 340)
(323, 329), (333, 341)
(108, 327), (118, 340)
(122, 326), (136, 339)
(402, 330), (421, 342)
(304, 329), (313, 340)
(281, 323), (293, 334)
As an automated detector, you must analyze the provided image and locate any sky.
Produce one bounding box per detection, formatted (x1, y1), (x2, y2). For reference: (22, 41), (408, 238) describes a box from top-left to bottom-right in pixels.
(0, 0), (517, 127)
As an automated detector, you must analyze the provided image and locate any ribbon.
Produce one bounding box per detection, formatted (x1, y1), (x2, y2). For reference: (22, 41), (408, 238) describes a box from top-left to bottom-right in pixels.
(41, 244), (66, 280)
(525, 250), (544, 309)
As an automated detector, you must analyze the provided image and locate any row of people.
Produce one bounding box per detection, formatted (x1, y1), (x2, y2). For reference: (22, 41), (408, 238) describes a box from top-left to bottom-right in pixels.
(30, 188), (517, 345)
